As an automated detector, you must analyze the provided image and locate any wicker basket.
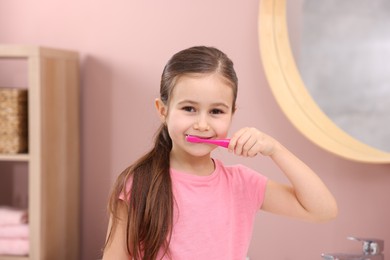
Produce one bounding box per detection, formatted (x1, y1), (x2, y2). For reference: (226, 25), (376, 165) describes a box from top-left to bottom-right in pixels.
(0, 87), (28, 154)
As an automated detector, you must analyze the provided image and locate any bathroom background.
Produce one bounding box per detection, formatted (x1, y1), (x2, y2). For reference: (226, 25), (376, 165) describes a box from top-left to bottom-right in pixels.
(0, 0), (389, 259)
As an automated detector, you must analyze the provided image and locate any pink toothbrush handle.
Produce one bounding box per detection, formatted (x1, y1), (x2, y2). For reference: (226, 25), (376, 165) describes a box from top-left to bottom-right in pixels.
(210, 139), (230, 148)
(186, 135), (230, 148)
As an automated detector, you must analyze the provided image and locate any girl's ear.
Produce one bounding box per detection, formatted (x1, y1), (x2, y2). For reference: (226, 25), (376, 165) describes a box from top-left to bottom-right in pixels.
(232, 105), (237, 114)
(155, 98), (167, 123)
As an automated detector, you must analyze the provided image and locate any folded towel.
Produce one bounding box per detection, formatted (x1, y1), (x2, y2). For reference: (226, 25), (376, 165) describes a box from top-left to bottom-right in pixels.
(0, 207), (28, 226)
(0, 238), (29, 256)
(0, 224), (29, 239)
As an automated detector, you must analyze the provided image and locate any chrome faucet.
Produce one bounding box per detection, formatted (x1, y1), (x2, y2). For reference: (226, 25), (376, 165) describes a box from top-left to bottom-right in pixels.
(321, 236), (384, 260)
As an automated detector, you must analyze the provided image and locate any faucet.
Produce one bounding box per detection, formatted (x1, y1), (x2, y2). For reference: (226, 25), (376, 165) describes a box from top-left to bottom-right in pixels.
(321, 236), (384, 260)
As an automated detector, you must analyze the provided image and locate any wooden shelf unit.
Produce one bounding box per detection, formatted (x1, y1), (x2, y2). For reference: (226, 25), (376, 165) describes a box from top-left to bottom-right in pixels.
(0, 256), (28, 260)
(0, 45), (80, 260)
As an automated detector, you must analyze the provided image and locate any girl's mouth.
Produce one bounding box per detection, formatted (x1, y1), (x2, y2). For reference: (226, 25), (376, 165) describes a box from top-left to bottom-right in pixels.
(185, 134), (212, 140)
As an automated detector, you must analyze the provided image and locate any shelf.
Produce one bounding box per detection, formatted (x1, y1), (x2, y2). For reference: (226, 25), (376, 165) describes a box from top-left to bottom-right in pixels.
(0, 45), (78, 60)
(0, 154), (29, 162)
(0, 45), (80, 260)
(0, 256), (28, 260)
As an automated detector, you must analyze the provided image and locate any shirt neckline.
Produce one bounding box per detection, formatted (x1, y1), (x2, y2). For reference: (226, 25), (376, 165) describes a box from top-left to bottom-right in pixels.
(170, 158), (221, 183)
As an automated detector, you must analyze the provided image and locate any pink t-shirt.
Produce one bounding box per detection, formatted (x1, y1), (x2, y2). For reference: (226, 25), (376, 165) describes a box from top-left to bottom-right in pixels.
(121, 159), (267, 260)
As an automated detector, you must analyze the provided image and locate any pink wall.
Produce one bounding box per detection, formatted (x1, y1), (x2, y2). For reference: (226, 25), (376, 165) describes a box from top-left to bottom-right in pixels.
(1, 1), (389, 259)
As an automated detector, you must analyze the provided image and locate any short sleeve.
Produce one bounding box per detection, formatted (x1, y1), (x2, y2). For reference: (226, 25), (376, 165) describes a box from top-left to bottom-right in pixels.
(236, 164), (268, 211)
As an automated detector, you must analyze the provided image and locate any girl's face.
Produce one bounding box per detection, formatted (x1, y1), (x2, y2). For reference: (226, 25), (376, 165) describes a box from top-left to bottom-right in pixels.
(156, 73), (235, 159)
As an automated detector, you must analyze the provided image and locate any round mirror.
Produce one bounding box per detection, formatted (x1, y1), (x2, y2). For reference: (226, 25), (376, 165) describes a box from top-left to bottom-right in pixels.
(258, 0), (390, 163)
(288, 0), (390, 153)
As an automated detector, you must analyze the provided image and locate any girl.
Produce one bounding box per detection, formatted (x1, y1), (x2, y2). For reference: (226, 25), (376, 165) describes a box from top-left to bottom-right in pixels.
(102, 46), (338, 260)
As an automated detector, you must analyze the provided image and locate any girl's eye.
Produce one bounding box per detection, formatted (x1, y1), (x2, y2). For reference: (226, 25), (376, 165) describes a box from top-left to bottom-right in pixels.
(182, 106), (195, 112)
(210, 108), (224, 115)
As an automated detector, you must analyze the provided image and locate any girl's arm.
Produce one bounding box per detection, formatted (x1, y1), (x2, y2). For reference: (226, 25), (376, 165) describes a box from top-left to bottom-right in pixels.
(102, 201), (130, 260)
(229, 127), (338, 222)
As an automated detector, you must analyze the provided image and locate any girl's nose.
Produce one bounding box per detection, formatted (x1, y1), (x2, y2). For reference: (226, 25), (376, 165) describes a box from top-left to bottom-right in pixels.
(193, 116), (210, 131)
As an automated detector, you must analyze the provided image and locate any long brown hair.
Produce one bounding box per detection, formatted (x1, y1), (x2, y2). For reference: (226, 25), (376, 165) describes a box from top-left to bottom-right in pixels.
(106, 46), (238, 259)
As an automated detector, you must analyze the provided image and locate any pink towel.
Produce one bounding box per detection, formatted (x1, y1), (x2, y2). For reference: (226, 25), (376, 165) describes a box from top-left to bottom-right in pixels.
(0, 238), (29, 255)
(0, 224), (29, 239)
(0, 207), (28, 226)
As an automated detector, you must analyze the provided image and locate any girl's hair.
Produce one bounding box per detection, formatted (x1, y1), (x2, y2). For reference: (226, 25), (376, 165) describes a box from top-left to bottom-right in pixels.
(105, 46), (238, 259)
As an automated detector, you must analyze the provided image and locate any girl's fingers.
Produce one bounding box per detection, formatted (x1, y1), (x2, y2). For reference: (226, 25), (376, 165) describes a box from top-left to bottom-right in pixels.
(228, 127), (248, 153)
(229, 127), (276, 157)
(246, 141), (260, 157)
(229, 128), (262, 157)
(240, 136), (258, 157)
(235, 131), (253, 156)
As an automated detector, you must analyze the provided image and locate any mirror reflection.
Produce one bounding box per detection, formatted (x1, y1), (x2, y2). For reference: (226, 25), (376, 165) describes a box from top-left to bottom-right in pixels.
(288, 0), (390, 152)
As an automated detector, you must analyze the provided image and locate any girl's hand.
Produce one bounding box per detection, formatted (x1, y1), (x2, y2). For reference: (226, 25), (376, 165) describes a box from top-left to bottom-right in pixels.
(228, 127), (278, 157)
(229, 128), (338, 222)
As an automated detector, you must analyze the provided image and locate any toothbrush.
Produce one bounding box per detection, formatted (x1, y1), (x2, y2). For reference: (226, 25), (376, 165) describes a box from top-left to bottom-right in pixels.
(185, 135), (230, 148)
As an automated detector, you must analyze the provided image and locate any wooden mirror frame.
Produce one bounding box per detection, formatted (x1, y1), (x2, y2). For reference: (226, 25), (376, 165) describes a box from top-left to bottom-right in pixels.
(258, 0), (390, 163)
